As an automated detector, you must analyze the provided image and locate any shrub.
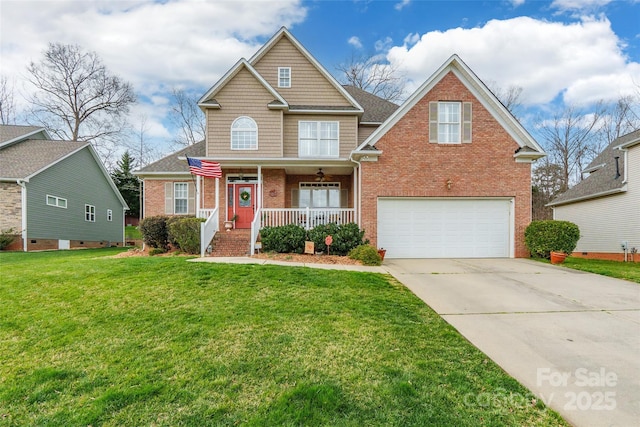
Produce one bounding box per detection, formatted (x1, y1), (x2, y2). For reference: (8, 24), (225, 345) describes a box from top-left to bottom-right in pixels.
(168, 217), (205, 254)
(308, 222), (367, 256)
(348, 245), (382, 266)
(149, 247), (166, 256)
(261, 224), (306, 254)
(525, 220), (580, 259)
(140, 216), (170, 250)
(0, 228), (17, 250)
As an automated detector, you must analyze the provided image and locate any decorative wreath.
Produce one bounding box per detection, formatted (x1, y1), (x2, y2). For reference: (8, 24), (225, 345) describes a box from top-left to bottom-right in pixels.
(240, 190), (250, 201)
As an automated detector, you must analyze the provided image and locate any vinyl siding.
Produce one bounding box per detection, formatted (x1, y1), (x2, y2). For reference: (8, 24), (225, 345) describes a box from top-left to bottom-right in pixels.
(26, 147), (125, 242)
(283, 114), (358, 158)
(206, 68), (282, 157)
(252, 37), (352, 107)
(554, 146), (640, 252)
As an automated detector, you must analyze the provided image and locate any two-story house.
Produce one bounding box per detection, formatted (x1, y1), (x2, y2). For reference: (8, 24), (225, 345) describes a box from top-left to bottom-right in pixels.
(136, 27), (544, 258)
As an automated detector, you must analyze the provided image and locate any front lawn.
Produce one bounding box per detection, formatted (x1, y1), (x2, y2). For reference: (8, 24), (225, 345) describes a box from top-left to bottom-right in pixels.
(560, 257), (640, 283)
(0, 249), (565, 426)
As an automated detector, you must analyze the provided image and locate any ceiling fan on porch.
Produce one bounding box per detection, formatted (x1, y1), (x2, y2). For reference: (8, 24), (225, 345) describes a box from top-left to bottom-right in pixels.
(315, 168), (332, 182)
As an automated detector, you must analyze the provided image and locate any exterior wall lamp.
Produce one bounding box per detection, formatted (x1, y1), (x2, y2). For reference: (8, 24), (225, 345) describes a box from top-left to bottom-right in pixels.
(446, 179), (453, 190)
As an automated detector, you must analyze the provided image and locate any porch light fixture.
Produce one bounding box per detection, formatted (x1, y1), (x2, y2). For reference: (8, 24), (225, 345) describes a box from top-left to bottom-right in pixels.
(446, 179), (453, 190)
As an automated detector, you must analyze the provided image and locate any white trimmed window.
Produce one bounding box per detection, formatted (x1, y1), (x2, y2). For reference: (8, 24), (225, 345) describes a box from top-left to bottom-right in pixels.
(46, 195), (67, 208)
(298, 121), (339, 158)
(174, 182), (189, 214)
(278, 67), (291, 88)
(295, 183), (343, 208)
(85, 204), (96, 222)
(231, 116), (257, 150)
(429, 101), (472, 144)
(107, 209), (113, 221)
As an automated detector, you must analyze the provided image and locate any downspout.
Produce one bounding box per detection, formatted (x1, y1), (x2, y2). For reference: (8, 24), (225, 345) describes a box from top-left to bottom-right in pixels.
(349, 154), (362, 226)
(17, 179), (28, 252)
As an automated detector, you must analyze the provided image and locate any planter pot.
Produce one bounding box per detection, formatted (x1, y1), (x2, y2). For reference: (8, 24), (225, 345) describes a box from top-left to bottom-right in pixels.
(550, 251), (567, 264)
(377, 249), (386, 261)
(224, 221), (233, 231)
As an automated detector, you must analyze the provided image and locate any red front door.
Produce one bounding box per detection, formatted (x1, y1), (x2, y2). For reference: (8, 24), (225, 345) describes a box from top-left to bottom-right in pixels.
(230, 184), (256, 229)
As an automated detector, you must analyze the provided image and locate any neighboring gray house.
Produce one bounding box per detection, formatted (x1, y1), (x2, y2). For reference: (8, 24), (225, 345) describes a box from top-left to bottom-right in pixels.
(0, 125), (128, 251)
(550, 129), (640, 262)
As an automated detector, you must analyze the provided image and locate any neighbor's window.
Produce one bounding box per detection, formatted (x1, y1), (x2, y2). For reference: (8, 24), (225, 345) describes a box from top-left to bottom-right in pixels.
(231, 116), (258, 150)
(107, 209), (113, 221)
(298, 121), (339, 157)
(430, 101), (472, 144)
(278, 67), (291, 88)
(85, 204), (96, 222)
(46, 194), (67, 208)
(174, 182), (188, 214)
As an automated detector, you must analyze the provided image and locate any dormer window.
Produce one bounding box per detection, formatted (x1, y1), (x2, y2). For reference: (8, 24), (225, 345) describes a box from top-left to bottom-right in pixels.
(278, 67), (291, 88)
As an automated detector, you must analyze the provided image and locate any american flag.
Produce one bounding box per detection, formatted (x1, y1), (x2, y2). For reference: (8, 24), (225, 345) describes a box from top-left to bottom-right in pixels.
(187, 157), (222, 178)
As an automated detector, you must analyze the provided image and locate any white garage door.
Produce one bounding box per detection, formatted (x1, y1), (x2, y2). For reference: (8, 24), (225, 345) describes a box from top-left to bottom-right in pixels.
(377, 198), (512, 258)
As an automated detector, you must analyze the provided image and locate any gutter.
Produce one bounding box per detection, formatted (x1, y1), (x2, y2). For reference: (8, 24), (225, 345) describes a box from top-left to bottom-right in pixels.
(16, 179), (28, 252)
(547, 185), (627, 207)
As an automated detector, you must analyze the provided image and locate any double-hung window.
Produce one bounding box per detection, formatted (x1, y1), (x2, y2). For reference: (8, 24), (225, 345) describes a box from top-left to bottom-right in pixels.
(296, 183), (342, 208)
(278, 67), (291, 88)
(107, 209), (113, 221)
(231, 116), (257, 150)
(85, 204), (95, 222)
(174, 182), (188, 214)
(298, 121), (339, 157)
(429, 101), (472, 144)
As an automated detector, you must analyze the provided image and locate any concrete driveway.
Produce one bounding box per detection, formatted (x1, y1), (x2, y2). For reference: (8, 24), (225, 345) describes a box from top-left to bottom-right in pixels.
(384, 258), (640, 427)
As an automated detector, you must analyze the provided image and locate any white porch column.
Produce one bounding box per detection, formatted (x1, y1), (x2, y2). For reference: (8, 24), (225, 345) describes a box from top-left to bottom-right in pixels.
(257, 165), (262, 210)
(196, 175), (201, 215)
(215, 175), (219, 210)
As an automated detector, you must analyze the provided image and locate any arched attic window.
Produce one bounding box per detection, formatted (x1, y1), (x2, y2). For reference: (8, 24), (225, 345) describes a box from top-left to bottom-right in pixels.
(231, 116), (258, 150)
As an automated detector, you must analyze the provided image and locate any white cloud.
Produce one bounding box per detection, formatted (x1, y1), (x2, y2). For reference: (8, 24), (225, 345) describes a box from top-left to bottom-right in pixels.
(395, 0), (411, 11)
(348, 36), (363, 49)
(387, 16), (639, 106)
(551, 0), (613, 12)
(509, 0), (526, 6)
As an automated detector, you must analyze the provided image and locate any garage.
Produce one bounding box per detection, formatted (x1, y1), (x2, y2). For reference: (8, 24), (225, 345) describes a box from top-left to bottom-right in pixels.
(377, 198), (512, 258)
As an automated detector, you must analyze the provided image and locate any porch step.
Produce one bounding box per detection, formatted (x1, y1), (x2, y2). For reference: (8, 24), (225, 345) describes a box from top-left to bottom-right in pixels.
(209, 229), (251, 257)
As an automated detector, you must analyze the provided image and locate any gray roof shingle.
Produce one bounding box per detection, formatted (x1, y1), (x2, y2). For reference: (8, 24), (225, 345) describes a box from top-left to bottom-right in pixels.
(0, 125), (46, 144)
(342, 85), (399, 123)
(135, 140), (205, 174)
(0, 139), (87, 180)
(549, 129), (640, 206)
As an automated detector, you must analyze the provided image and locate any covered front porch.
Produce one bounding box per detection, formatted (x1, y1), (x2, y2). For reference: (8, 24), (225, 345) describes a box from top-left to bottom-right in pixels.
(194, 163), (360, 256)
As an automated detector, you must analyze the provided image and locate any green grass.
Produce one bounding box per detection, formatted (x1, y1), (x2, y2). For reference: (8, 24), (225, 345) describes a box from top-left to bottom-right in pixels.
(560, 257), (640, 283)
(125, 225), (142, 239)
(0, 249), (566, 426)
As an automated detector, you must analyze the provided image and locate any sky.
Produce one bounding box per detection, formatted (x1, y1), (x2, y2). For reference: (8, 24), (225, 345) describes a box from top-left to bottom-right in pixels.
(1, 0), (639, 162)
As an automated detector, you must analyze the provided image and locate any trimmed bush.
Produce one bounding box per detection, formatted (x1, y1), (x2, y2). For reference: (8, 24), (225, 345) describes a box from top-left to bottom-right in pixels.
(261, 224), (306, 254)
(168, 217), (205, 254)
(348, 245), (382, 266)
(525, 220), (580, 259)
(0, 228), (17, 250)
(308, 222), (367, 256)
(140, 215), (170, 250)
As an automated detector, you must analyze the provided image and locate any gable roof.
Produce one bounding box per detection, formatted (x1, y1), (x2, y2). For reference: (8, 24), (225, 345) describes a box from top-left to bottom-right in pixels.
(198, 59), (288, 108)
(353, 54), (545, 161)
(248, 27), (363, 114)
(343, 85), (399, 124)
(0, 125), (52, 148)
(549, 129), (640, 206)
(0, 139), (87, 180)
(134, 140), (205, 175)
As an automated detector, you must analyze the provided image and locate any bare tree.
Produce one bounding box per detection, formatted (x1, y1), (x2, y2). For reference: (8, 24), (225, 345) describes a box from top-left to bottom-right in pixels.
(536, 103), (605, 189)
(532, 160), (565, 220)
(168, 88), (205, 147)
(486, 81), (524, 118)
(26, 43), (136, 160)
(0, 75), (17, 124)
(597, 94), (640, 146)
(336, 53), (406, 103)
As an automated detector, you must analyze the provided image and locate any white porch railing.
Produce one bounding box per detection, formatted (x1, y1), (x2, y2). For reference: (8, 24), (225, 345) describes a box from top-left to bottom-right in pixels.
(250, 208), (356, 255)
(200, 207), (219, 257)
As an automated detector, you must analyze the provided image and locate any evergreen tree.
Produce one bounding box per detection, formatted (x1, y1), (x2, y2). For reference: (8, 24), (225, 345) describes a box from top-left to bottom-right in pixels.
(111, 151), (140, 218)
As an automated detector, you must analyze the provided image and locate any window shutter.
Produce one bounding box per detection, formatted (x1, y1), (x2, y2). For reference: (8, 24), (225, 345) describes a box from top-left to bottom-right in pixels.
(187, 182), (196, 214)
(462, 102), (472, 143)
(291, 189), (299, 208)
(340, 189), (348, 208)
(164, 182), (173, 214)
(429, 102), (439, 143)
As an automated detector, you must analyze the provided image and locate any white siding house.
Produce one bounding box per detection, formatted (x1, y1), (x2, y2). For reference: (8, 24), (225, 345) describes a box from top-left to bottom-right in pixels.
(550, 130), (640, 261)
